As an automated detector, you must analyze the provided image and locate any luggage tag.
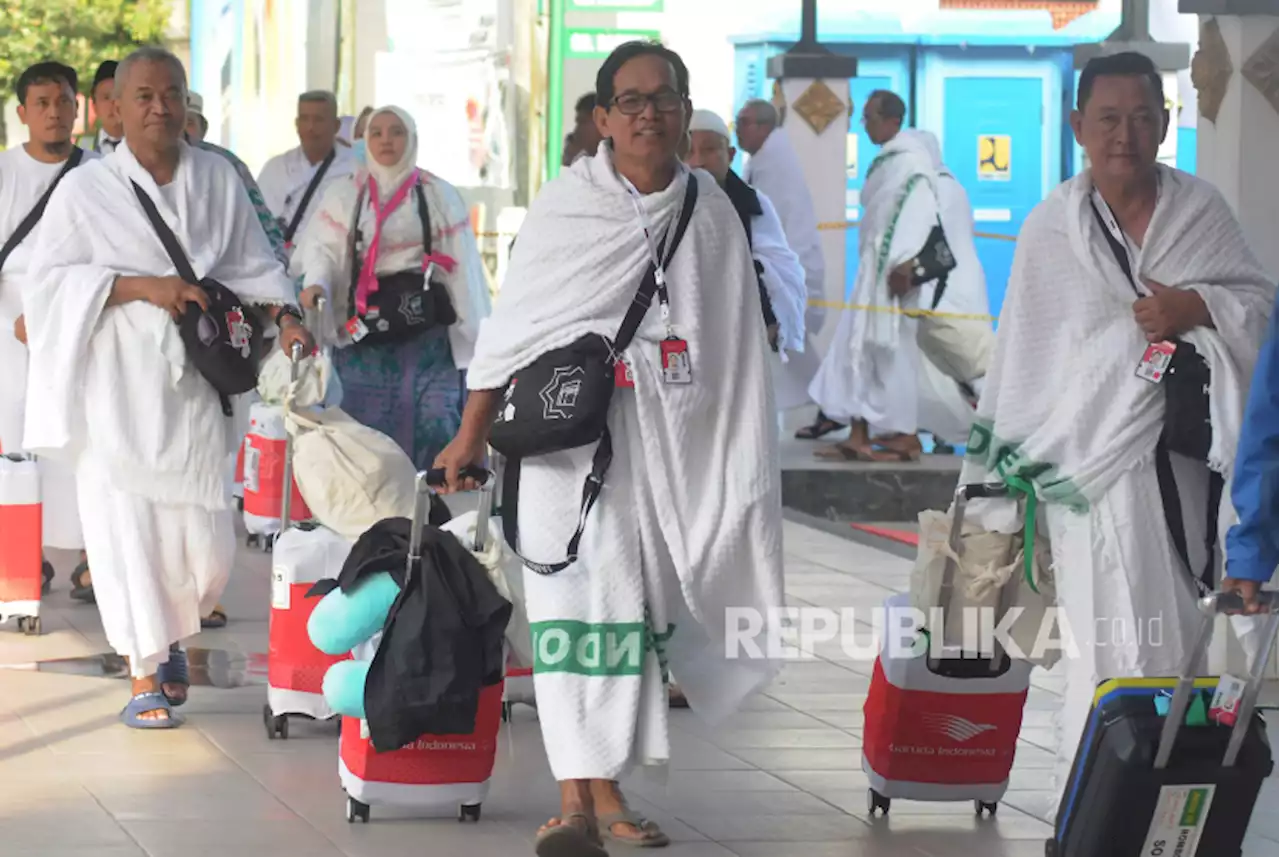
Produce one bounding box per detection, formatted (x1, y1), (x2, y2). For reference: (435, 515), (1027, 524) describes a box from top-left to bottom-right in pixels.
(1209, 674), (1248, 726)
(1135, 341), (1176, 384)
(660, 337), (692, 385)
(614, 359), (635, 389)
(345, 316), (370, 343)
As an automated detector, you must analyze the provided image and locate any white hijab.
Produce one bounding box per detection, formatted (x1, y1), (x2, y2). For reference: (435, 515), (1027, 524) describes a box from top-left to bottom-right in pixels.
(363, 106), (418, 201)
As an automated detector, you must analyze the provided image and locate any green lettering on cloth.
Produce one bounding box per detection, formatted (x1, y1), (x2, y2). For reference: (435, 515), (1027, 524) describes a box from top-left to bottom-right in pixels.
(531, 621), (648, 676)
(965, 420), (1089, 513)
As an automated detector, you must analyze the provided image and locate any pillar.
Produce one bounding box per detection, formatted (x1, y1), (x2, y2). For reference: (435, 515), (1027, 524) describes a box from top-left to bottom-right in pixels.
(766, 1), (857, 357)
(1182, 0), (1280, 681)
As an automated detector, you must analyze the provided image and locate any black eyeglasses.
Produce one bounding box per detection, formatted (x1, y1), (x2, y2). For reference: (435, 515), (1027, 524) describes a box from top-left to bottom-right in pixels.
(612, 90), (684, 116)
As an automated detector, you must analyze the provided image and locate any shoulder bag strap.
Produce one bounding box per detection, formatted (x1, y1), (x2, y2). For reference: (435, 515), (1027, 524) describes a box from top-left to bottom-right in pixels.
(0, 147), (85, 273)
(414, 182), (433, 256)
(282, 148), (337, 244)
(131, 180), (198, 284)
(346, 184), (368, 320)
(500, 175), (701, 577)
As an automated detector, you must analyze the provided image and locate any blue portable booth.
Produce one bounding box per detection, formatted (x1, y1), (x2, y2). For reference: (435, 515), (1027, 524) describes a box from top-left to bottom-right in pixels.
(730, 6), (1121, 320)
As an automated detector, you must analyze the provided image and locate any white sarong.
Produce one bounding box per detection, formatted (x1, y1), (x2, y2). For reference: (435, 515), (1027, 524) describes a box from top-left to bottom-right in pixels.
(956, 165), (1276, 811)
(467, 152), (786, 781)
(23, 140), (297, 676)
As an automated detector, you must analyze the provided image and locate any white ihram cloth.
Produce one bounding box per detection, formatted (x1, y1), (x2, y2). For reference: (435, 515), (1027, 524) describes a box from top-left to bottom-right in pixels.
(23, 140), (296, 677)
(745, 129), (827, 410)
(291, 106), (490, 369)
(257, 144), (357, 244)
(466, 149), (786, 781)
(753, 189), (807, 360)
(808, 132), (940, 434)
(955, 166), (1276, 812)
(0, 145), (100, 548)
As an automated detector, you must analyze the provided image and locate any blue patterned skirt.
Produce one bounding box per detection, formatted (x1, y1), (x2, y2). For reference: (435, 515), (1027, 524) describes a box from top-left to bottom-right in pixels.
(331, 327), (465, 471)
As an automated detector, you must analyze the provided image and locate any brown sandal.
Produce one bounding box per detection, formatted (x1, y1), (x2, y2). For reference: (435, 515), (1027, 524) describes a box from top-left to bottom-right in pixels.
(598, 804), (671, 848)
(535, 812), (606, 857)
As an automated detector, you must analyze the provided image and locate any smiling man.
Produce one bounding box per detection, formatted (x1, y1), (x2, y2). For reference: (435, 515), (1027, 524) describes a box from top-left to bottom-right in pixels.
(0, 62), (100, 595)
(956, 51), (1276, 816)
(21, 46), (310, 730)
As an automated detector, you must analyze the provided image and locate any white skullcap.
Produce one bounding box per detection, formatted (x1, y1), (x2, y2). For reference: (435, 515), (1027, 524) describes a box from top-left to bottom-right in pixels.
(688, 108), (731, 141)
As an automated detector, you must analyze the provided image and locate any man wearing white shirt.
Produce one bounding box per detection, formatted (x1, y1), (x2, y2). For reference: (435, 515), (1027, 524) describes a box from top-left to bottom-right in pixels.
(1, 62), (101, 594)
(256, 91), (355, 255)
(85, 60), (124, 155)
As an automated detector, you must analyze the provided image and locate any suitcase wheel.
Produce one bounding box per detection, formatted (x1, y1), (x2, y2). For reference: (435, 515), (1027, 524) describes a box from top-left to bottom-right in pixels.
(346, 796), (370, 824)
(974, 800), (998, 818)
(42, 561), (54, 595)
(17, 616), (40, 636)
(262, 704), (289, 740)
(867, 788), (890, 817)
(235, 496), (244, 513)
(1044, 838), (1058, 857)
(458, 803), (481, 823)
(500, 703), (512, 723)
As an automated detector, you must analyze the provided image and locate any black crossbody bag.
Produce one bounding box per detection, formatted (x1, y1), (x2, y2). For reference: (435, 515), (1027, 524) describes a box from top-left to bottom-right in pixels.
(0, 148), (84, 272)
(346, 182), (457, 347)
(1089, 199), (1222, 595)
(490, 176), (699, 575)
(133, 182), (265, 416)
(913, 171), (958, 310)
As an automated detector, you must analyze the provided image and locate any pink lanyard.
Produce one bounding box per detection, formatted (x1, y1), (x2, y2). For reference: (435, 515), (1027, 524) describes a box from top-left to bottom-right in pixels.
(355, 169), (420, 315)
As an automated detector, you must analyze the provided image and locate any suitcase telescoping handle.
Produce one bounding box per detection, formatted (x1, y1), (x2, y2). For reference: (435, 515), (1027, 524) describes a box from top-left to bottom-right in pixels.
(306, 296), (327, 353)
(276, 340), (305, 541)
(423, 466), (493, 552)
(1154, 590), (1280, 770)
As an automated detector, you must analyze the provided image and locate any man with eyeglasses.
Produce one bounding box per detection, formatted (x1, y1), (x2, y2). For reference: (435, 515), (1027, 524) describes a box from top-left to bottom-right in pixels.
(735, 98), (832, 438)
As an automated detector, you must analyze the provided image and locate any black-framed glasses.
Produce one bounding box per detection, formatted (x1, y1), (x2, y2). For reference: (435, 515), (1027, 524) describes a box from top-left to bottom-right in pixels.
(612, 90), (684, 116)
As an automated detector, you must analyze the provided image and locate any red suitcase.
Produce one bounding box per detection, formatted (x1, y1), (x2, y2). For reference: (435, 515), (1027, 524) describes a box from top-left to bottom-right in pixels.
(242, 401), (313, 551)
(339, 469), (503, 823)
(0, 453), (43, 635)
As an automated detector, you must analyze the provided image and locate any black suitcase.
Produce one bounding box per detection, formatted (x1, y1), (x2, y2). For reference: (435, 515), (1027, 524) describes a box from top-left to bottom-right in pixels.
(1047, 590), (1278, 857)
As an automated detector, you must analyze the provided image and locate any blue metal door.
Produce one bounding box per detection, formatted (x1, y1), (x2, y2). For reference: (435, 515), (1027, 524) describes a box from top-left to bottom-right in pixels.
(942, 76), (1043, 320)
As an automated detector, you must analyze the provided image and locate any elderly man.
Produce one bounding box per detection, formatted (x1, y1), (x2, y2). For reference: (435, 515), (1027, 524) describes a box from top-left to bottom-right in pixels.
(810, 90), (940, 462)
(257, 90), (355, 253)
(684, 108), (806, 363)
(735, 98), (833, 436)
(561, 92), (603, 167)
(184, 91), (208, 143)
(85, 60), (124, 155)
(1, 62), (101, 597)
(23, 47), (311, 728)
(957, 52), (1275, 813)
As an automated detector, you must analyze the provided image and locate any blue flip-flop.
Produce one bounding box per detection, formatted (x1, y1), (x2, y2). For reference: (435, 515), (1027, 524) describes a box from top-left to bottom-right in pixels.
(156, 644), (190, 707)
(120, 691), (184, 729)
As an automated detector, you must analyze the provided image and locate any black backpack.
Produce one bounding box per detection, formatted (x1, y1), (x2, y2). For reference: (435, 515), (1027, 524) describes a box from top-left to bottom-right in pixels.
(133, 182), (264, 416)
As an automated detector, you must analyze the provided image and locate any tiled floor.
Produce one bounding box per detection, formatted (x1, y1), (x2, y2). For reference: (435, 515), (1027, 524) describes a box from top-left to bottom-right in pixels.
(0, 520), (1275, 856)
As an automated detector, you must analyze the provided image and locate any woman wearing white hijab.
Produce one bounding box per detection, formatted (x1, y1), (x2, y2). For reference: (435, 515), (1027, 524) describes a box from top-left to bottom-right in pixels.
(293, 106), (491, 468)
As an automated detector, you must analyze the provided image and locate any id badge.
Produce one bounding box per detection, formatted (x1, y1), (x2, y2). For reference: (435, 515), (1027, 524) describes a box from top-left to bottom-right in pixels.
(660, 338), (692, 385)
(1135, 341), (1176, 384)
(1209, 674), (1248, 726)
(614, 360), (635, 389)
(346, 316), (369, 342)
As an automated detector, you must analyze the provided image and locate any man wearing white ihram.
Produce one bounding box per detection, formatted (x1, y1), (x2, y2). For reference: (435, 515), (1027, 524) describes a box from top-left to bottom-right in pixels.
(22, 47), (311, 728)
(435, 40), (785, 857)
(1, 62), (100, 592)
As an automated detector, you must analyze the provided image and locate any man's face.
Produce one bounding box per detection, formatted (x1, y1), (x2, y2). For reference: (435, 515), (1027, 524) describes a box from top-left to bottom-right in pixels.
(734, 110), (770, 155)
(296, 99), (339, 153)
(594, 54), (687, 169)
(185, 112), (207, 143)
(684, 130), (734, 185)
(92, 79), (122, 136)
(1071, 74), (1167, 185)
(117, 60), (186, 149)
(862, 97), (899, 146)
(18, 80), (77, 146)
(574, 109), (602, 158)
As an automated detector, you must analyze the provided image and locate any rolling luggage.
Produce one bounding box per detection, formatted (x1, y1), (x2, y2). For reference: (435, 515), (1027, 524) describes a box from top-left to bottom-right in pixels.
(339, 468), (503, 824)
(263, 342), (352, 738)
(862, 483), (1034, 817)
(242, 401), (314, 550)
(0, 453), (46, 635)
(1046, 589), (1278, 857)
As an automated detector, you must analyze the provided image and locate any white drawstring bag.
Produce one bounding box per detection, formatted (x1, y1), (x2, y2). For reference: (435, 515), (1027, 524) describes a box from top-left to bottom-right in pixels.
(256, 348), (343, 409)
(283, 406), (416, 541)
(439, 510), (533, 669)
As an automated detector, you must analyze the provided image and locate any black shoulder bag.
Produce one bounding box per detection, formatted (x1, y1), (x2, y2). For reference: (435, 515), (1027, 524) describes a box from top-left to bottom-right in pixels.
(1089, 199), (1222, 595)
(133, 182), (265, 416)
(490, 175), (699, 575)
(345, 182), (457, 347)
(0, 148), (85, 272)
(910, 172), (957, 310)
(281, 148), (335, 246)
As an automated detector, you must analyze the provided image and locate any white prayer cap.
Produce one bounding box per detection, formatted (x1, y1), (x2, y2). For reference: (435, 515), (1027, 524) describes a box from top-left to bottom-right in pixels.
(187, 91), (205, 117)
(688, 109), (731, 142)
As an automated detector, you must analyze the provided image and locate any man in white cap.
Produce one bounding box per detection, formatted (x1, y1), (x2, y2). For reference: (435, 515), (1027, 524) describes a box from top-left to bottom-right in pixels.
(185, 92), (208, 143)
(683, 108), (806, 363)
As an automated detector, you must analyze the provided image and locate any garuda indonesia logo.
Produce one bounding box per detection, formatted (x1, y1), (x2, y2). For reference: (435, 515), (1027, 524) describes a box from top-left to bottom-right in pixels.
(920, 712), (997, 743)
(539, 366), (584, 420)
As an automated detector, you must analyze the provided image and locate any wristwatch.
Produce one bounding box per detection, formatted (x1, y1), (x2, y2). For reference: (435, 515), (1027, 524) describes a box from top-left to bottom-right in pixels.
(276, 304), (304, 327)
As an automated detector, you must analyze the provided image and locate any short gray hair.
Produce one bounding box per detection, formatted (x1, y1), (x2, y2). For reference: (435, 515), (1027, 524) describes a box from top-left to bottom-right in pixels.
(299, 90), (338, 114)
(741, 99), (778, 129)
(115, 46), (188, 95)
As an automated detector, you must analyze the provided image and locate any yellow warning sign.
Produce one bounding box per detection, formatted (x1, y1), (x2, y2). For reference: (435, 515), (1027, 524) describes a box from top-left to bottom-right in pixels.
(978, 134), (1011, 181)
